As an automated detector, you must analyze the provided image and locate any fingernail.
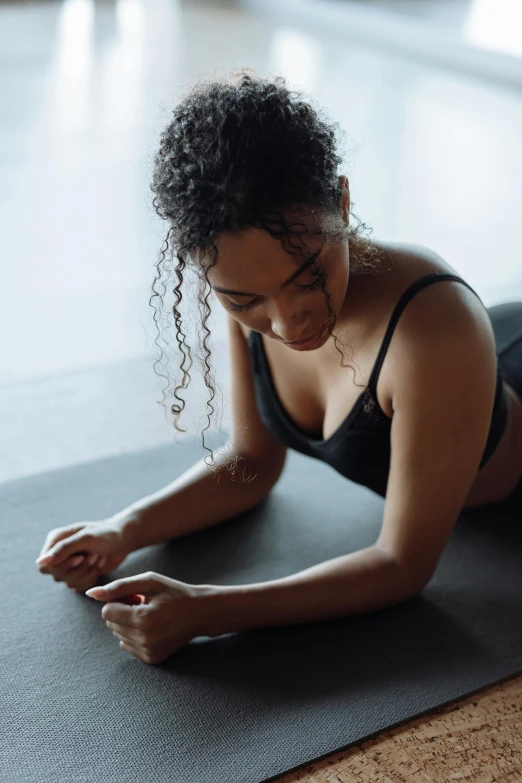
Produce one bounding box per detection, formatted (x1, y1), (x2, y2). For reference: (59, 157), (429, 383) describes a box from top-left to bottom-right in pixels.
(36, 555), (51, 566)
(86, 588), (105, 597)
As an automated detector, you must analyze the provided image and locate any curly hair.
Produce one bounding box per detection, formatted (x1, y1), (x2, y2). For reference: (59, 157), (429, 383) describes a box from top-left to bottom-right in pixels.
(149, 68), (385, 482)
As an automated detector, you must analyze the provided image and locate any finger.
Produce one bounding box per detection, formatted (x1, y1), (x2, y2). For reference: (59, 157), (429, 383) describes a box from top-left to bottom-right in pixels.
(37, 562), (56, 575)
(70, 573), (105, 593)
(61, 560), (99, 587)
(110, 627), (136, 645)
(65, 557), (106, 590)
(71, 576), (104, 594)
(63, 555), (86, 573)
(69, 554), (102, 572)
(36, 526), (84, 561)
(118, 641), (143, 661)
(44, 555), (91, 579)
(100, 598), (150, 626)
(39, 534), (95, 568)
(105, 619), (136, 633)
(101, 602), (139, 627)
(86, 575), (160, 602)
(36, 531), (67, 562)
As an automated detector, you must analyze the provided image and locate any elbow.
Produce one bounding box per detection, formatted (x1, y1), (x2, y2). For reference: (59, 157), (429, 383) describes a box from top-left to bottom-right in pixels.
(397, 565), (433, 599)
(405, 578), (428, 599)
(376, 546), (432, 600)
(390, 572), (427, 606)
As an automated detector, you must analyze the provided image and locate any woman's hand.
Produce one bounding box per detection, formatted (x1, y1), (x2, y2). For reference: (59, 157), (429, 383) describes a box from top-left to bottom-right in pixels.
(85, 572), (204, 665)
(36, 519), (134, 594)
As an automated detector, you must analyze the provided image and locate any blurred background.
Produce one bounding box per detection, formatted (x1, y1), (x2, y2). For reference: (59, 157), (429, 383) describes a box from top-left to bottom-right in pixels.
(1, 0), (521, 484)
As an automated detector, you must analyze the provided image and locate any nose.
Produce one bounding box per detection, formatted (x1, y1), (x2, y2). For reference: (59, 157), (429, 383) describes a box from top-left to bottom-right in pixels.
(270, 311), (310, 343)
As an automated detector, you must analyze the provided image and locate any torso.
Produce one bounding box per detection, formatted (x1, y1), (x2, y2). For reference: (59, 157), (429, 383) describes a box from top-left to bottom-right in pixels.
(239, 240), (522, 508)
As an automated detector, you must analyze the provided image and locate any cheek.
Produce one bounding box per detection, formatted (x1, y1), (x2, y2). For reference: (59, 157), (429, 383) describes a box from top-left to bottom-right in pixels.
(330, 267), (349, 312)
(314, 272), (343, 318)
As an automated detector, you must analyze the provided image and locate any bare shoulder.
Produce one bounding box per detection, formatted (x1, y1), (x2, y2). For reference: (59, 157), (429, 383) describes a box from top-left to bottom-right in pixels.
(226, 315), (252, 344)
(373, 239), (488, 323)
(225, 312), (288, 468)
(382, 239), (489, 325)
(369, 240), (495, 412)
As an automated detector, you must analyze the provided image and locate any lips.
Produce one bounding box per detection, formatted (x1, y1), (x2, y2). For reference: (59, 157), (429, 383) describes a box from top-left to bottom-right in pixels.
(289, 334), (317, 345)
(288, 324), (325, 345)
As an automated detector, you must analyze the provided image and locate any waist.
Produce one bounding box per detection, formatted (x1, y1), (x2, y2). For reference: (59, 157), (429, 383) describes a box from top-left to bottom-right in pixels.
(464, 380), (522, 507)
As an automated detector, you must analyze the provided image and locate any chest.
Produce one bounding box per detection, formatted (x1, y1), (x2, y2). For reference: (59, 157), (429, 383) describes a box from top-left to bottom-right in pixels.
(259, 328), (395, 441)
(243, 245), (457, 442)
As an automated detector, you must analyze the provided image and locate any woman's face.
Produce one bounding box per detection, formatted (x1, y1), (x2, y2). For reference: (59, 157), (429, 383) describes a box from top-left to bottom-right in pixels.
(207, 220), (350, 351)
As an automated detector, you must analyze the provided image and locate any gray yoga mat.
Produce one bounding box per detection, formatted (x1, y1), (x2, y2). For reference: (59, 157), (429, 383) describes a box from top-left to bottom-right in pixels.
(2, 437), (522, 783)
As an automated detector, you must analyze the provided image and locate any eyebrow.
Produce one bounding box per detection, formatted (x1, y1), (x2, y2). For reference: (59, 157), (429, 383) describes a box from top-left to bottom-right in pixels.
(210, 253), (319, 297)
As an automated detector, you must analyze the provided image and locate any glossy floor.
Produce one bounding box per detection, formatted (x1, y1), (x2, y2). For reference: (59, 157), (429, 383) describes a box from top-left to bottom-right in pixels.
(1, 0), (522, 482)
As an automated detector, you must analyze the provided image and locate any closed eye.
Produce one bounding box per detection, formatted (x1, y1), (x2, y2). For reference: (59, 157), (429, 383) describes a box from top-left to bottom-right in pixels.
(226, 270), (323, 314)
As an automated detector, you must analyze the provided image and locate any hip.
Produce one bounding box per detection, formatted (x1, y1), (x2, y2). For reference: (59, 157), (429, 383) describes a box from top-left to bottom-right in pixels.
(464, 299), (522, 509)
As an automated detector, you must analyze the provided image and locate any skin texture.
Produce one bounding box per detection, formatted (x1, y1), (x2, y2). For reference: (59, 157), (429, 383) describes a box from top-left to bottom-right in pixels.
(36, 520), (134, 592)
(205, 181), (522, 583)
(209, 177), (353, 347)
(37, 177), (522, 664)
(208, 193), (522, 510)
(86, 573), (202, 665)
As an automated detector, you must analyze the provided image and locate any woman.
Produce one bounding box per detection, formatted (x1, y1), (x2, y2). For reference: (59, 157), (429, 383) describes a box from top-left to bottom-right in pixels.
(36, 70), (522, 665)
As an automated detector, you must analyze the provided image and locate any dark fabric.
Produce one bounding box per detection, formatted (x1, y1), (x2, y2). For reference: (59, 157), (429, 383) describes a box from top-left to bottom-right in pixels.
(491, 300), (522, 403)
(2, 438), (522, 783)
(488, 300), (522, 504)
(248, 273), (516, 498)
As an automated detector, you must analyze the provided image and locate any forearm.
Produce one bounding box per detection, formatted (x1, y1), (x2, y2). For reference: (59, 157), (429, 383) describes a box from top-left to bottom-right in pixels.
(114, 445), (280, 552)
(194, 545), (421, 638)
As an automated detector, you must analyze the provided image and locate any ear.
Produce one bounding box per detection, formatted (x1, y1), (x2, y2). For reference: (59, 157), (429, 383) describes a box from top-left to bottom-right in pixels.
(338, 175), (350, 223)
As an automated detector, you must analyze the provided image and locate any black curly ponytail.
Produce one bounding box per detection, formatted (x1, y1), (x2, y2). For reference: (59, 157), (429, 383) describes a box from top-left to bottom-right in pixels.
(149, 68), (383, 481)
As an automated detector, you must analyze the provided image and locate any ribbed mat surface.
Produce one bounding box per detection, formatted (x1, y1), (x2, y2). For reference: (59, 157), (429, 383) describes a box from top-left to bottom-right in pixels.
(2, 439), (522, 783)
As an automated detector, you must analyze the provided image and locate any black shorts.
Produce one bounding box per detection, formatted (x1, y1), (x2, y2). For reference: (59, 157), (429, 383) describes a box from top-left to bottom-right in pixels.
(484, 300), (522, 508)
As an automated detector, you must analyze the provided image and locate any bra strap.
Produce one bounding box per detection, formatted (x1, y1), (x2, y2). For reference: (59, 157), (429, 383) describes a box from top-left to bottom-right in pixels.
(367, 273), (482, 400)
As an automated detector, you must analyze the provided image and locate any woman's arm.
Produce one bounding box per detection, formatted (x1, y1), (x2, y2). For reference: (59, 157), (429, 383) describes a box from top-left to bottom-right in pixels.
(194, 544), (419, 638)
(373, 281), (497, 584)
(119, 444), (284, 551)
(193, 286), (497, 639)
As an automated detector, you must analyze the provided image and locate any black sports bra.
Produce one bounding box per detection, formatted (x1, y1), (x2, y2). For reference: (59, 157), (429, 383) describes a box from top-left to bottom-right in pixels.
(247, 272), (509, 498)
